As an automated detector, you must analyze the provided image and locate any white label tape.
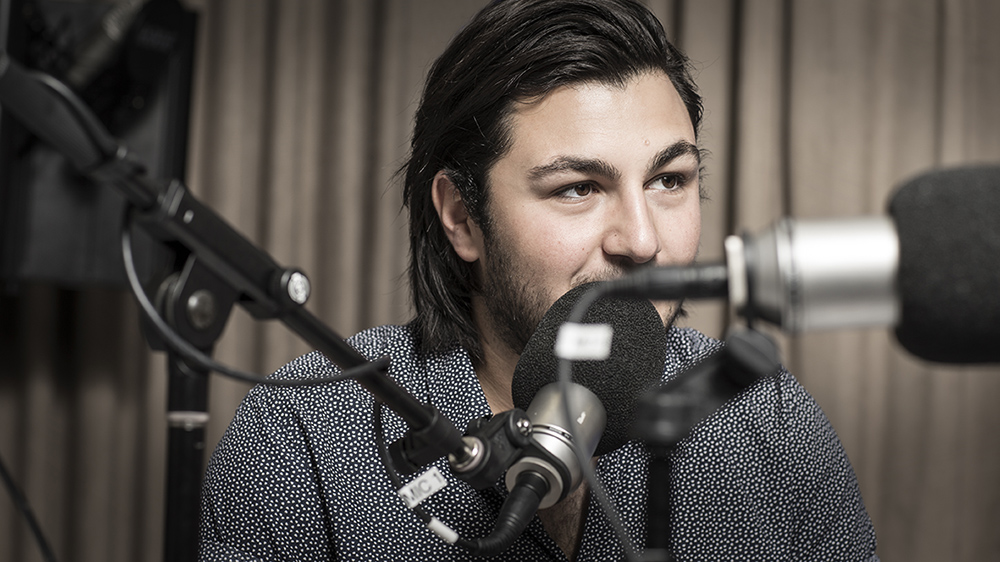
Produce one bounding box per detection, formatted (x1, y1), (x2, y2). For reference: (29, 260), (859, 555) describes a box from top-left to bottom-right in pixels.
(555, 322), (613, 360)
(398, 466), (448, 508)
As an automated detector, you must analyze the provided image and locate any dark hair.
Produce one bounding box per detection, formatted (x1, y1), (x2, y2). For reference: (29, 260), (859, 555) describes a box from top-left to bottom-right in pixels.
(402, 0), (702, 361)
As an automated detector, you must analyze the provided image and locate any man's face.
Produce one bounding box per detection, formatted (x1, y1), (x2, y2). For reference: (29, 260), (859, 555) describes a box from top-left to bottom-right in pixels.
(474, 71), (702, 354)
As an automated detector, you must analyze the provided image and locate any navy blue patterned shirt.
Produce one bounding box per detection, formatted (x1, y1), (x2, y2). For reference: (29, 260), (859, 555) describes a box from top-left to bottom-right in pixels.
(199, 324), (878, 561)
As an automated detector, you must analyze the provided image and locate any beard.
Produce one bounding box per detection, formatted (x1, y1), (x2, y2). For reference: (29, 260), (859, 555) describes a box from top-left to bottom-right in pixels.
(479, 234), (551, 355)
(479, 231), (684, 356)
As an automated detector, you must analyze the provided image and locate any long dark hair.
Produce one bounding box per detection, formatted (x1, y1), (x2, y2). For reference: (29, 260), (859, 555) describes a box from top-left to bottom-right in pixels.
(402, 0), (703, 362)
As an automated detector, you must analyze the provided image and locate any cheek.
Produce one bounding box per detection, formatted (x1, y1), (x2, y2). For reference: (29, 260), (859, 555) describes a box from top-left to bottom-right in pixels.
(507, 210), (597, 263)
(659, 203), (702, 263)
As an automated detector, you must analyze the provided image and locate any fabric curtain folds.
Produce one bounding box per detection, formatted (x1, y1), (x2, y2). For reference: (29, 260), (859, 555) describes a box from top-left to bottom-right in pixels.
(1, 1), (998, 561)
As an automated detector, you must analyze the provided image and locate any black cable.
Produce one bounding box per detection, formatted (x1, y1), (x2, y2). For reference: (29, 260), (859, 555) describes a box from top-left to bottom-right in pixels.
(374, 398), (548, 558)
(0, 449), (58, 562)
(374, 400), (479, 552)
(559, 283), (642, 562)
(121, 210), (388, 387)
(372, 400), (435, 526)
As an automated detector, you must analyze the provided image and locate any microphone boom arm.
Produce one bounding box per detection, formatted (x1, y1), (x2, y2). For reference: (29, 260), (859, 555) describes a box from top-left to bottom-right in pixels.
(0, 51), (471, 562)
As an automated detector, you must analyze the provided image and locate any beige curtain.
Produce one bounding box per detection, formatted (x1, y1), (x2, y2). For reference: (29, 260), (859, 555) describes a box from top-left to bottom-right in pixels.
(1, 1), (998, 561)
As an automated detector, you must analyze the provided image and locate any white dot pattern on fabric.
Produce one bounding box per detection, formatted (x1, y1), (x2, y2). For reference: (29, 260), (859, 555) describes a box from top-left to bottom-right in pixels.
(199, 324), (878, 561)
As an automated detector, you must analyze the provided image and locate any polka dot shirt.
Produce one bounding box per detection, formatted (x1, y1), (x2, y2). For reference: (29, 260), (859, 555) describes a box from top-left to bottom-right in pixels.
(200, 324), (878, 561)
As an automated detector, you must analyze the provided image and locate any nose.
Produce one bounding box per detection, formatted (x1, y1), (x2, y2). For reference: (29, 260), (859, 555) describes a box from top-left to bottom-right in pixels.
(602, 190), (661, 264)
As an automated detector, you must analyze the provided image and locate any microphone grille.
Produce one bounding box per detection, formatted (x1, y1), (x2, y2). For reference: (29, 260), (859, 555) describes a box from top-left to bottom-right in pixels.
(890, 165), (1000, 363)
(511, 282), (666, 455)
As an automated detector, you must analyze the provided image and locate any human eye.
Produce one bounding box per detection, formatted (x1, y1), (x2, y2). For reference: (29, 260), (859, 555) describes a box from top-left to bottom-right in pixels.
(556, 182), (597, 199)
(647, 173), (688, 192)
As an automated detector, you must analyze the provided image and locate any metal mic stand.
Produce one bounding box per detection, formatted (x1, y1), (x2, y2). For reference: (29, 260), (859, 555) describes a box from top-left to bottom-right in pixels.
(0, 52), (470, 562)
(635, 327), (782, 562)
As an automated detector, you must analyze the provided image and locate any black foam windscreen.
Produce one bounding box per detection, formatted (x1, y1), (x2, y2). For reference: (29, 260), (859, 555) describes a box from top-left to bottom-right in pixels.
(889, 165), (1000, 363)
(511, 282), (667, 455)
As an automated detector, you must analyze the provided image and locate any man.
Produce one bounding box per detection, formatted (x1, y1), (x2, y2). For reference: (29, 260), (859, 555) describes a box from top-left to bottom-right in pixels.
(200, 1), (878, 560)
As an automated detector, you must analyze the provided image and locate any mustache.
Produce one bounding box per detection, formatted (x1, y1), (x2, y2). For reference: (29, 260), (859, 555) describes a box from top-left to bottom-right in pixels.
(571, 262), (689, 327)
(571, 260), (655, 288)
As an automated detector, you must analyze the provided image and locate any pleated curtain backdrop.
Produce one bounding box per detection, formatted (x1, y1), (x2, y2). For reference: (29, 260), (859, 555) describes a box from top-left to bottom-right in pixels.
(1, 1), (998, 561)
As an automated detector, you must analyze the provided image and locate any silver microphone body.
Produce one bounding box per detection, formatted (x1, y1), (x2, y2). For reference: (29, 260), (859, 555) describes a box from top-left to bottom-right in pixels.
(504, 382), (606, 509)
(732, 216), (900, 332)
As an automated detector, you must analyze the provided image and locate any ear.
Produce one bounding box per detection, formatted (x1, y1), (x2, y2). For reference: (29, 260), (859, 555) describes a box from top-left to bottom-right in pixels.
(431, 171), (484, 263)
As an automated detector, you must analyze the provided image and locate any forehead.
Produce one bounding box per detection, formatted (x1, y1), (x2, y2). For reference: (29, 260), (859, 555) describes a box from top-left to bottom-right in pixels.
(498, 72), (696, 172)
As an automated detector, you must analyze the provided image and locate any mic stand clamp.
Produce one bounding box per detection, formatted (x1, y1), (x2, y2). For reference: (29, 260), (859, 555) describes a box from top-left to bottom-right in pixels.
(143, 253), (238, 562)
(635, 327), (782, 562)
(390, 409), (534, 491)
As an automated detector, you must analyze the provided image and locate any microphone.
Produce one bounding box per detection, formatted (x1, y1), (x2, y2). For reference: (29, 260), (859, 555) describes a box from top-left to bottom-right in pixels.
(604, 165), (1000, 364)
(889, 166), (1000, 363)
(457, 283), (665, 557)
(509, 282), (666, 506)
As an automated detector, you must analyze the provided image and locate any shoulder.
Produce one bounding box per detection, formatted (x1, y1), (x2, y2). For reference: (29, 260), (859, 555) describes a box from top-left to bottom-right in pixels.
(270, 323), (420, 381)
(248, 323), (480, 428)
(662, 326), (829, 440)
(260, 324), (437, 399)
(660, 327), (877, 559)
(660, 325), (859, 502)
(227, 324), (426, 437)
(663, 326), (724, 375)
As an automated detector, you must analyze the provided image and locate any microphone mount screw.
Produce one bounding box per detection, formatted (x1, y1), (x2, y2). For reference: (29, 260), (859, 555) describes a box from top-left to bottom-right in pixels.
(186, 289), (216, 331)
(449, 436), (484, 473)
(516, 417), (531, 436)
(285, 271), (311, 305)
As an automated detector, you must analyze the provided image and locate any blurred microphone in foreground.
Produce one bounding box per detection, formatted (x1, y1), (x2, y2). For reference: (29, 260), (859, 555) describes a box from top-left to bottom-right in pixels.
(604, 165), (1000, 364)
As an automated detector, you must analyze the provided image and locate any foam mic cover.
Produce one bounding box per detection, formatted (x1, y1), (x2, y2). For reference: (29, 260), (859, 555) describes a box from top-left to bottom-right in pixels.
(889, 165), (1000, 363)
(511, 282), (667, 455)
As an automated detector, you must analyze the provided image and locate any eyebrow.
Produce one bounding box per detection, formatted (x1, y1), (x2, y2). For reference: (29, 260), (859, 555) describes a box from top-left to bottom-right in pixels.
(526, 140), (701, 182)
(527, 155), (621, 182)
(648, 140), (701, 172)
